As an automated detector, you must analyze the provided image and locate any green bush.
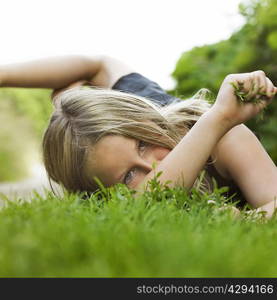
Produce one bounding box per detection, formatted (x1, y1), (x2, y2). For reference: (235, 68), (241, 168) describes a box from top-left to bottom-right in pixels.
(170, 0), (277, 162)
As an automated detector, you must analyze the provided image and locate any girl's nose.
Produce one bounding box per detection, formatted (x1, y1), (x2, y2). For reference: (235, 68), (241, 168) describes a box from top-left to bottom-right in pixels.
(138, 157), (160, 174)
(139, 146), (170, 174)
(140, 160), (155, 173)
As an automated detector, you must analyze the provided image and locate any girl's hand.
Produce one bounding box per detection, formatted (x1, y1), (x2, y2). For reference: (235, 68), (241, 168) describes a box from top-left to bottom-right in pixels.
(212, 71), (277, 127)
(51, 80), (90, 107)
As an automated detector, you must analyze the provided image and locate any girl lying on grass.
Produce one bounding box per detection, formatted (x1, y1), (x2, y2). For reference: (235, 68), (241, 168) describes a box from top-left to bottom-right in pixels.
(0, 55), (277, 217)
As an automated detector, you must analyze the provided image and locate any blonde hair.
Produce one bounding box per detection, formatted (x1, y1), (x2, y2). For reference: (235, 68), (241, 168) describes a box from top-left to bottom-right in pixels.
(43, 87), (212, 194)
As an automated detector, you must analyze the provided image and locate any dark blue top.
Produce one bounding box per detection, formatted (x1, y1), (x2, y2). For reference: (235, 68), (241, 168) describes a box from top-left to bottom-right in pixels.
(112, 72), (180, 106)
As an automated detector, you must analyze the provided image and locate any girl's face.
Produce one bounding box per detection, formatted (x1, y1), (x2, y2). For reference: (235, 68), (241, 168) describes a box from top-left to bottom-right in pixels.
(86, 135), (171, 189)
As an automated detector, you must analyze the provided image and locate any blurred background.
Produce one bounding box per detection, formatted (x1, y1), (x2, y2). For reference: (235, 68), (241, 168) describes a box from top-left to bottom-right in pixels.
(0, 0), (276, 196)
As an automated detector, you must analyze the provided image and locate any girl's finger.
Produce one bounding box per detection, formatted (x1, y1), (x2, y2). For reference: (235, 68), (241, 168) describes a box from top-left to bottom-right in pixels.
(241, 73), (255, 100)
(250, 72), (262, 99)
(265, 78), (275, 99)
(257, 72), (267, 95)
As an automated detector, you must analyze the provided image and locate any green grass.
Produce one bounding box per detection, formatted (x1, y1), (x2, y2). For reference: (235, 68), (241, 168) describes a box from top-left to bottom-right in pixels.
(0, 180), (277, 278)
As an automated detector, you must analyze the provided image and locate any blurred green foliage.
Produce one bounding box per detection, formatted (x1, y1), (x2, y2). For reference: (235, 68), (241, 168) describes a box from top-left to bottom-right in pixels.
(0, 89), (53, 181)
(171, 0), (277, 162)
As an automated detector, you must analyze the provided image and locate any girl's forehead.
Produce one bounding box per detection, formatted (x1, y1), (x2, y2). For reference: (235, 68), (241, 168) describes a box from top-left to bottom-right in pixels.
(96, 134), (133, 148)
(84, 134), (135, 186)
(89, 134), (130, 154)
(86, 135), (134, 166)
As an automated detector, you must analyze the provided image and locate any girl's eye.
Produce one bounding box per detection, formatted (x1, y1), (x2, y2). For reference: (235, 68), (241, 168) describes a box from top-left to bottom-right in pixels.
(124, 169), (136, 185)
(123, 141), (147, 185)
(138, 140), (147, 153)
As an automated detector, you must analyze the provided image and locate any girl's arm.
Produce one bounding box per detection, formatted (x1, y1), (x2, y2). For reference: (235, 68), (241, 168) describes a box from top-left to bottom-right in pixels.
(0, 55), (134, 90)
(136, 71), (276, 194)
(211, 124), (277, 209)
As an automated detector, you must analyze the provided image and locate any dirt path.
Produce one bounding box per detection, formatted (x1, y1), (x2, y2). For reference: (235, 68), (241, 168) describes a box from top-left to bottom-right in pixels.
(0, 168), (62, 206)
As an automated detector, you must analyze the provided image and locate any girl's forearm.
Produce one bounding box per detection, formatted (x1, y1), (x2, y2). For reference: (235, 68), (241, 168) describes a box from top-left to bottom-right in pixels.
(0, 55), (102, 89)
(138, 108), (233, 191)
